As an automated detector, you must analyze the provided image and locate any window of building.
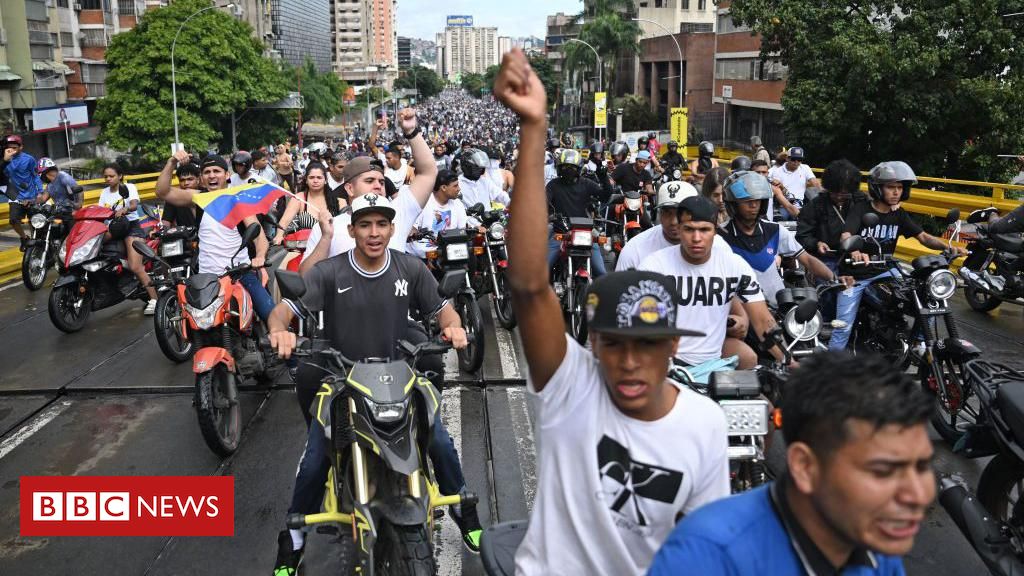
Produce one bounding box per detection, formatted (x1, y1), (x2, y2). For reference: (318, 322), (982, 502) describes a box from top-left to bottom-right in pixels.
(682, 0), (689, 9)
(57, 0), (69, 7)
(79, 28), (107, 48)
(715, 59), (756, 80)
(698, 0), (706, 9)
(80, 0), (103, 9)
(717, 13), (751, 34)
(61, 32), (73, 48)
(760, 59), (788, 81)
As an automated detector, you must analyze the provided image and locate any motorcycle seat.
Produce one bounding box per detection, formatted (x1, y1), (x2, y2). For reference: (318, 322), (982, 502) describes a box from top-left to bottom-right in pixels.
(480, 521), (528, 576)
(101, 240), (126, 258)
(997, 381), (1024, 444)
(568, 217), (594, 229)
(993, 234), (1024, 254)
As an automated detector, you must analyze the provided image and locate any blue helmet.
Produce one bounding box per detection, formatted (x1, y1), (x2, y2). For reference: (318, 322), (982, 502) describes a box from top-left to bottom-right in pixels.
(723, 170), (772, 217)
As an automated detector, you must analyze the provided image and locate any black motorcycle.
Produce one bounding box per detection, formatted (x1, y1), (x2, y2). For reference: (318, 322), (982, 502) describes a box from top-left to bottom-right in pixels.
(21, 202), (74, 291)
(426, 226), (485, 374)
(959, 208), (1024, 313)
(466, 203), (516, 330)
(149, 222), (199, 363)
(940, 359), (1024, 576)
(550, 215), (599, 345)
(841, 209), (982, 444)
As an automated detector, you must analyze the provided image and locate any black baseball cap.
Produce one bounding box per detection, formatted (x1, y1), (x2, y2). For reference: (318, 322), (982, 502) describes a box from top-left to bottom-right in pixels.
(200, 154), (229, 172)
(585, 271), (704, 338)
(678, 195), (719, 224)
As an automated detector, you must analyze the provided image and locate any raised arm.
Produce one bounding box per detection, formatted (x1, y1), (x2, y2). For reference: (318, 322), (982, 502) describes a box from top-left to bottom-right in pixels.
(496, 49), (566, 392)
(155, 151), (196, 207)
(399, 108), (438, 208)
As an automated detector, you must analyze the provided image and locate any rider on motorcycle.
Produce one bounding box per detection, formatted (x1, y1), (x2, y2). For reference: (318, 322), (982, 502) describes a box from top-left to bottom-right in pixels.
(829, 161), (967, 350)
(407, 169), (468, 259)
(229, 150), (268, 187)
(268, 194), (482, 573)
(688, 141), (719, 186)
(582, 141), (607, 180)
(609, 141), (630, 171)
(615, 180), (702, 271)
(545, 149), (613, 277)
(458, 147), (510, 209)
(495, 50), (729, 575)
(661, 141), (686, 174)
(36, 157), (82, 213)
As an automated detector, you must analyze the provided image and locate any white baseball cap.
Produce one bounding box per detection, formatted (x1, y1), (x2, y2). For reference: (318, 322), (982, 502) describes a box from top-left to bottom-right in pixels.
(350, 193), (396, 222)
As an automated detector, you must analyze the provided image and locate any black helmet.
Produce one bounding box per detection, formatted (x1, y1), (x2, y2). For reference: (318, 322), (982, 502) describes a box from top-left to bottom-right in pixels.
(730, 155), (752, 171)
(723, 170), (772, 218)
(546, 138), (560, 151)
(648, 132), (657, 139)
(461, 148), (489, 181)
(868, 161), (917, 204)
(637, 136), (649, 148)
(589, 141), (605, 156)
(698, 141), (714, 158)
(230, 150), (253, 174)
(667, 140), (679, 151)
(610, 141), (630, 162)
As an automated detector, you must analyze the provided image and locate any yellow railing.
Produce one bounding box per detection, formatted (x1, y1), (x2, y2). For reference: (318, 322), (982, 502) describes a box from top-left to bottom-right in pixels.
(0, 172), (165, 230)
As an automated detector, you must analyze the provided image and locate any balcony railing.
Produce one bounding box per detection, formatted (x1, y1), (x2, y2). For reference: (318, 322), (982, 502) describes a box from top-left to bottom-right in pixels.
(118, 0), (136, 15)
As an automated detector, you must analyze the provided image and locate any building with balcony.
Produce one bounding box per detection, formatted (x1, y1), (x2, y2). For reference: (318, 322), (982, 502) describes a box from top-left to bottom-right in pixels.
(331, 0), (397, 88)
(635, 0), (716, 36)
(436, 24), (499, 80)
(544, 12), (577, 78)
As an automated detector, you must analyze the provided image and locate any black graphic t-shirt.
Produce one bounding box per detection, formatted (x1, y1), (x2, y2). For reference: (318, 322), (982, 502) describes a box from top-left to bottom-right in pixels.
(516, 336), (730, 575)
(844, 205), (923, 256)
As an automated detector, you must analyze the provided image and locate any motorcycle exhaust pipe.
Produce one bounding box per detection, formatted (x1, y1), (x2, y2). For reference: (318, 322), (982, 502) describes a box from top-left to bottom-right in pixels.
(938, 477), (1024, 576)
(959, 267), (994, 293)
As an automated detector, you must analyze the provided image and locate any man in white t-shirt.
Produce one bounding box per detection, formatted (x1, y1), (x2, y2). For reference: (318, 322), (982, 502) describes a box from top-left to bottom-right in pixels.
(459, 148), (511, 209)
(767, 147), (818, 219)
(407, 169), (468, 259)
(299, 108), (438, 273)
(616, 180), (703, 271)
(639, 195), (788, 368)
(494, 50), (729, 576)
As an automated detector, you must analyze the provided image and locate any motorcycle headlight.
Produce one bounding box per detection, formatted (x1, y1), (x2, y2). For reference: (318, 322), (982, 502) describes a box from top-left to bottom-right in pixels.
(571, 229), (593, 247)
(58, 240), (67, 262)
(783, 307), (822, 342)
(160, 239), (184, 258)
(720, 399), (770, 436)
(184, 295), (224, 330)
(488, 222), (505, 241)
(68, 235), (103, 267)
(625, 197), (642, 211)
(83, 261), (105, 272)
(673, 169), (682, 179)
(927, 269), (957, 301)
(445, 243), (469, 261)
(364, 397), (409, 423)
(30, 214), (47, 229)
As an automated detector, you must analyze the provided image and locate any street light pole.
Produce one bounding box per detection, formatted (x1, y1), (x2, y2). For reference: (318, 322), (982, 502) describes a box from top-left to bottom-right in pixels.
(633, 18), (683, 133)
(172, 3), (235, 151)
(566, 38), (603, 142)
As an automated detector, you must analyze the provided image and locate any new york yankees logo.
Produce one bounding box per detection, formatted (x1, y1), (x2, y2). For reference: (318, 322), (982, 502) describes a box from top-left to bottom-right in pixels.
(394, 279), (408, 297)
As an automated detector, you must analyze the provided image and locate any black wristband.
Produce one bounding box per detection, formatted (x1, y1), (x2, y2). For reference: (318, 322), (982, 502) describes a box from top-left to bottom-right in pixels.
(403, 126), (421, 141)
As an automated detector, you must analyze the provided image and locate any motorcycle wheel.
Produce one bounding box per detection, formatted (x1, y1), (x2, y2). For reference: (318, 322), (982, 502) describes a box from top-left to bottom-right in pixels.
(566, 280), (589, 346)
(493, 270), (517, 330)
(456, 292), (485, 373)
(21, 243), (48, 291)
(195, 365), (241, 457)
(154, 291), (193, 363)
(48, 283), (92, 333)
(332, 531), (358, 573)
(374, 522), (436, 576)
(964, 284), (1002, 313)
(978, 453), (1024, 524)
(921, 358), (977, 445)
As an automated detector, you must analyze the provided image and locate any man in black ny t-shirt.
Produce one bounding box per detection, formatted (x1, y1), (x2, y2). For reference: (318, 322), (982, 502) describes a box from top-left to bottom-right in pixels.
(829, 161), (966, 350)
(267, 194), (482, 573)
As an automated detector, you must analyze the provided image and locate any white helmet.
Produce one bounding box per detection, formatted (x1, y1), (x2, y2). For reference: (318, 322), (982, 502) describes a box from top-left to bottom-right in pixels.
(657, 180), (698, 210)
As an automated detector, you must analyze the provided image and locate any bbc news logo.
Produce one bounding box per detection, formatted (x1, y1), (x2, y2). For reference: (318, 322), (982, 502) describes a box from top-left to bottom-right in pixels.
(20, 476), (233, 536)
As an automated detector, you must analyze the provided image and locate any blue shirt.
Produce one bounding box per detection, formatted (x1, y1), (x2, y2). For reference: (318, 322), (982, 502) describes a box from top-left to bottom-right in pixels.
(647, 483), (906, 576)
(44, 171), (79, 210)
(2, 152), (43, 201)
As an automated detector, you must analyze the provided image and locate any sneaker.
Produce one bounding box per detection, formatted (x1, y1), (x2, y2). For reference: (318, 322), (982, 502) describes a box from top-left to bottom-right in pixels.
(143, 299), (157, 316)
(450, 502), (483, 553)
(272, 530), (304, 576)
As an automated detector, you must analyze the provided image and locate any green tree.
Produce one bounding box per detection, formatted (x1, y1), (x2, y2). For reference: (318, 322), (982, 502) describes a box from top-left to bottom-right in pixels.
(483, 65), (501, 91)
(394, 65), (444, 99)
(527, 55), (559, 108)
(618, 94), (659, 131)
(729, 0), (1024, 181)
(286, 60), (348, 122)
(461, 72), (486, 96)
(96, 0), (287, 162)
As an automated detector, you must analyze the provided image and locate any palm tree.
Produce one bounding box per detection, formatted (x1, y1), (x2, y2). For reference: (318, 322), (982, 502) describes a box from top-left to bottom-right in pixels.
(562, 0), (641, 96)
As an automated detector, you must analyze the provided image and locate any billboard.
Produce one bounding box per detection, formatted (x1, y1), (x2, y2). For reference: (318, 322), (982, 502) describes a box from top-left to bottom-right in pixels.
(671, 108), (688, 147)
(32, 103), (89, 133)
(447, 15), (473, 27)
(594, 92), (607, 129)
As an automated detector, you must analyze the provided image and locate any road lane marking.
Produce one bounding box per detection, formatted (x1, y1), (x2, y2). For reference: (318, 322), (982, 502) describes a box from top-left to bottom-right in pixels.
(436, 387), (463, 576)
(443, 350), (459, 382)
(489, 305), (521, 380)
(0, 400), (72, 461)
(506, 387), (537, 513)
(0, 280), (24, 292)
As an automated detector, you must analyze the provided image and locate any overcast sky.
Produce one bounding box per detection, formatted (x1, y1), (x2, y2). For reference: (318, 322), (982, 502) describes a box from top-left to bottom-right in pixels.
(396, 1), (583, 41)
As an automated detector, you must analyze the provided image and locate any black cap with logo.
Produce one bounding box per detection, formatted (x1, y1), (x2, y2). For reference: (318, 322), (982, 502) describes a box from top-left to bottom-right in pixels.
(585, 270), (705, 338)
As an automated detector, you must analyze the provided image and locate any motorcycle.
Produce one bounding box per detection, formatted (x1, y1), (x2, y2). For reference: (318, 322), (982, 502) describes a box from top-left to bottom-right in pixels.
(48, 205), (160, 333)
(777, 220), (811, 288)
(135, 223), (277, 456)
(139, 205), (200, 363)
(465, 202), (516, 330)
(550, 215), (603, 345)
(939, 359), (1024, 576)
(420, 226), (485, 374)
(21, 200), (76, 291)
(772, 283), (845, 358)
(958, 207), (1024, 313)
(276, 269), (479, 576)
(605, 188), (646, 249)
(840, 208), (982, 445)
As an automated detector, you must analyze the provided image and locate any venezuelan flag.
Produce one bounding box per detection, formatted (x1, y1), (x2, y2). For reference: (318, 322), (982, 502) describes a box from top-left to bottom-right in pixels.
(192, 182), (286, 229)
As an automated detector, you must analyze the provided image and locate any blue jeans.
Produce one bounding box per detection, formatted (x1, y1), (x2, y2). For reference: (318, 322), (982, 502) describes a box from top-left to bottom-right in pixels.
(829, 268), (900, 350)
(546, 233), (607, 277)
(238, 271), (275, 323)
(816, 258), (840, 322)
(289, 409), (466, 516)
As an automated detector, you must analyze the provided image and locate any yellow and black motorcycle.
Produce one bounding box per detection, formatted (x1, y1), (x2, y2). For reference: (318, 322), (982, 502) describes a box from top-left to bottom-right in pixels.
(276, 270), (477, 575)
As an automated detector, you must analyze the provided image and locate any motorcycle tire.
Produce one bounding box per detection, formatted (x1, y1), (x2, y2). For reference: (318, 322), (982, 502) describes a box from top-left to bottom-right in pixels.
(195, 365), (241, 457)
(22, 243), (48, 291)
(332, 531), (358, 573)
(921, 359), (975, 445)
(964, 284), (1002, 313)
(567, 280), (589, 346)
(48, 283), (93, 333)
(154, 291), (193, 363)
(375, 522), (436, 576)
(977, 452), (1024, 524)
(456, 292), (485, 374)
(493, 270), (517, 330)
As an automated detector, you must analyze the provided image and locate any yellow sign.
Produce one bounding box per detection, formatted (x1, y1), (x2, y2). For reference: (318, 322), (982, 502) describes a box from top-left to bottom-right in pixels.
(594, 92), (607, 129)
(671, 107), (688, 146)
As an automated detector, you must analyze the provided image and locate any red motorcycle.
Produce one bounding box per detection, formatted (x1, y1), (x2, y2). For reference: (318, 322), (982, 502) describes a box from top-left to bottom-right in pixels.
(48, 205), (159, 333)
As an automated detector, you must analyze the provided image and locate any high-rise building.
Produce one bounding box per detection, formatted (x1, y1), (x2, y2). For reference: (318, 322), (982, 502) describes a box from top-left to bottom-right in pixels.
(497, 36), (512, 60)
(436, 24), (498, 79)
(397, 36), (411, 69)
(271, 0), (332, 72)
(544, 13), (578, 78)
(331, 0), (398, 88)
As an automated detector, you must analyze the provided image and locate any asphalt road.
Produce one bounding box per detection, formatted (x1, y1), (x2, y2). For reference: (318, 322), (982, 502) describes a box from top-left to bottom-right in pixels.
(0, 271), (1020, 575)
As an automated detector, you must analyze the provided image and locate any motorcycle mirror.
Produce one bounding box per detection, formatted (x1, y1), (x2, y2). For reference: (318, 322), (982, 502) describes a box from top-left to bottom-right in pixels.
(71, 185), (84, 195)
(860, 212), (880, 228)
(946, 207), (961, 225)
(240, 222), (261, 247)
(840, 235), (865, 253)
(140, 203), (159, 221)
(471, 203), (486, 215)
(275, 269), (307, 300)
(794, 298), (818, 324)
(131, 239), (157, 260)
(438, 270), (466, 299)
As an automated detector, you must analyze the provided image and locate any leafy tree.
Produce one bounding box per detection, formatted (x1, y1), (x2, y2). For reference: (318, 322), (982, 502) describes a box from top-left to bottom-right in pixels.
(483, 65), (501, 91)
(285, 60), (348, 122)
(527, 55), (559, 108)
(96, 0), (286, 162)
(394, 65), (444, 99)
(618, 94), (659, 132)
(460, 72), (486, 96)
(729, 0), (1024, 181)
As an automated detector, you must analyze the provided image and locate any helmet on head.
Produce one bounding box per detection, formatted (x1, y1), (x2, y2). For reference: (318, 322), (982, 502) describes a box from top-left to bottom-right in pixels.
(868, 161), (916, 204)
(698, 141), (714, 158)
(730, 155), (752, 171)
(589, 141), (605, 158)
(546, 138), (560, 151)
(657, 180), (698, 210)
(555, 149), (583, 183)
(460, 148), (489, 181)
(723, 170), (773, 218)
(667, 140), (679, 151)
(3, 134), (23, 148)
(308, 142), (329, 161)
(637, 136), (649, 149)
(610, 142), (629, 162)
(230, 150), (253, 174)
(36, 157), (57, 175)
(648, 132), (657, 139)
